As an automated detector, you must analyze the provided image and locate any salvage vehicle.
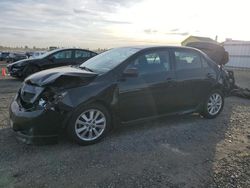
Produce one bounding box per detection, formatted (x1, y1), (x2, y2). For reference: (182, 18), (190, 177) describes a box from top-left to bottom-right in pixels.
(10, 46), (226, 145)
(7, 48), (97, 79)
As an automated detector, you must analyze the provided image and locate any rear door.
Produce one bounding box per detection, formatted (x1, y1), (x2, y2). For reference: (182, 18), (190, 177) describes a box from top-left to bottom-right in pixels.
(118, 49), (178, 122)
(200, 56), (218, 98)
(172, 48), (206, 109)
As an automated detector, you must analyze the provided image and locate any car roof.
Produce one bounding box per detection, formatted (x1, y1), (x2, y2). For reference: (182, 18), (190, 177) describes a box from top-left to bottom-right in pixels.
(119, 45), (198, 51)
(49, 48), (95, 53)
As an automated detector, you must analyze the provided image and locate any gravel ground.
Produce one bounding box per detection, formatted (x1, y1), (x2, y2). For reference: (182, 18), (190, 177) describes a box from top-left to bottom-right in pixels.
(0, 70), (249, 188)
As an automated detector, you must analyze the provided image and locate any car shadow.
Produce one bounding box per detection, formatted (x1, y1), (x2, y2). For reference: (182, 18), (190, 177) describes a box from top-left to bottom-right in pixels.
(0, 97), (242, 187)
(105, 101), (236, 187)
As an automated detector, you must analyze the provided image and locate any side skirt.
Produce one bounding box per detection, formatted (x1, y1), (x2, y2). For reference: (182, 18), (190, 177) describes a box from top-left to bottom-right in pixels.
(120, 105), (202, 126)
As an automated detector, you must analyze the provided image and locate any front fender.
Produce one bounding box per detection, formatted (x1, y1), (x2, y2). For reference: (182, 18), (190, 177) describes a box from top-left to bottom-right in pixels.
(59, 82), (119, 128)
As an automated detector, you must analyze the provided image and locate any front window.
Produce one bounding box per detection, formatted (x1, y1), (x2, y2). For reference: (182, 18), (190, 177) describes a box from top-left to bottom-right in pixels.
(52, 50), (72, 59)
(126, 50), (171, 75)
(80, 47), (140, 73)
(38, 49), (70, 59)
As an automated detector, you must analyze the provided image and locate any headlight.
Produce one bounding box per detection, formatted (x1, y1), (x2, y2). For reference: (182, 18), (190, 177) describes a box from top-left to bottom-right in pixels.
(38, 98), (47, 107)
(38, 90), (67, 110)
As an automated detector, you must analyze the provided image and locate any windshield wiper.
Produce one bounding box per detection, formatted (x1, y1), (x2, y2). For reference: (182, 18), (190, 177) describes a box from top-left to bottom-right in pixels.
(80, 66), (94, 72)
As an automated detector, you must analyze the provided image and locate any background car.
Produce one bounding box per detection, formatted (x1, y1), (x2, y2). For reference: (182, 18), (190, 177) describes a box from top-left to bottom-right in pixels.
(30, 51), (47, 59)
(26, 51), (47, 59)
(10, 46), (226, 145)
(5, 52), (27, 63)
(7, 48), (98, 78)
(0, 52), (10, 61)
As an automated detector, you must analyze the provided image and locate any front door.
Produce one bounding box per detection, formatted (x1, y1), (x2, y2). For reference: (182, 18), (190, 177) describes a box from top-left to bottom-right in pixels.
(47, 50), (74, 69)
(117, 49), (177, 122)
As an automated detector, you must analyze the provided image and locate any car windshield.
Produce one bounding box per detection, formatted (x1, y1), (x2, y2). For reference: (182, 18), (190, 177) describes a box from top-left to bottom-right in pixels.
(38, 49), (60, 59)
(79, 47), (140, 73)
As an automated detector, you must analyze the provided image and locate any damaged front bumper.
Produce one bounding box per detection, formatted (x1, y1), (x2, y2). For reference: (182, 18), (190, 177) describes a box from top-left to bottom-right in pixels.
(9, 67), (97, 145)
(9, 93), (66, 145)
(7, 65), (24, 77)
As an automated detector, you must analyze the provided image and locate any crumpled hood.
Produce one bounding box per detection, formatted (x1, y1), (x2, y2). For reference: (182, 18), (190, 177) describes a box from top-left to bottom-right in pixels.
(25, 66), (98, 87)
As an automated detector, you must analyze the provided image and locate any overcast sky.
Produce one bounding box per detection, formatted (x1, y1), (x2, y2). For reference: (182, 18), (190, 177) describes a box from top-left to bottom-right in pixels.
(0, 0), (249, 49)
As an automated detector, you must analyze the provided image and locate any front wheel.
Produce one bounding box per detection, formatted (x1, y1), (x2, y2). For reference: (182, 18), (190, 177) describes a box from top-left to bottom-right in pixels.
(67, 104), (111, 145)
(200, 91), (224, 119)
(23, 65), (39, 78)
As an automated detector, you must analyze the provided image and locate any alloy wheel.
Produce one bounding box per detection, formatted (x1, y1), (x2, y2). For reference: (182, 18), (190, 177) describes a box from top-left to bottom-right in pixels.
(75, 109), (106, 141)
(207, 93), (222, 116)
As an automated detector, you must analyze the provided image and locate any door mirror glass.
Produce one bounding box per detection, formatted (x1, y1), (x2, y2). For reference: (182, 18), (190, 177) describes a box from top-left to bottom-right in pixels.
(123, 67), (138, 77)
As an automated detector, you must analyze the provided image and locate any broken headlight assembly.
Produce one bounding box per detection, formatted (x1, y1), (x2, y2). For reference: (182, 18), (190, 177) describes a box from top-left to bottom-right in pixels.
(38, 89), (67, 110)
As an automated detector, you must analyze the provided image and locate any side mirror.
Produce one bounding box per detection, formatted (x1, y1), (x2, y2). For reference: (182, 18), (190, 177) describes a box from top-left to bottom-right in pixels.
(48, 56), (55, 62)
(123, 67), (138, 77)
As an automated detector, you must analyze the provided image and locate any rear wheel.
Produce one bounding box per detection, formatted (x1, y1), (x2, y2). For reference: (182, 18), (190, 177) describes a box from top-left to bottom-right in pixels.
(200, 90), (224, 119)
(67, 103), (111, 145)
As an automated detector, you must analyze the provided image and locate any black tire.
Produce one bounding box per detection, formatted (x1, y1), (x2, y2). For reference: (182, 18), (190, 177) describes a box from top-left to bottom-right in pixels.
(67, 103), (111, 145)
(23, 65), (39, 78)
(200, 90), (224, 119)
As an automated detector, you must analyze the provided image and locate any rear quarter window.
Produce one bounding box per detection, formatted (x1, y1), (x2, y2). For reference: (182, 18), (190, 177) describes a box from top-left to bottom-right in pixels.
(75, 50), (91, 58)
(174, 50), (202, 70)
(202, 56), (218, 74)
(201, 57), (210, 68)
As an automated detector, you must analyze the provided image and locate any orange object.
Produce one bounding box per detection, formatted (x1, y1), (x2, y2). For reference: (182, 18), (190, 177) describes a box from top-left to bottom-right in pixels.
(2, 68), (6, 77)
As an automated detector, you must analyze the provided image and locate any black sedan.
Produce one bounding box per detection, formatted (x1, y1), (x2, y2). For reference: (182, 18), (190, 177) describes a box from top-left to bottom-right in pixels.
(7, 48), (97, 79)
(10, 46), (226, 145)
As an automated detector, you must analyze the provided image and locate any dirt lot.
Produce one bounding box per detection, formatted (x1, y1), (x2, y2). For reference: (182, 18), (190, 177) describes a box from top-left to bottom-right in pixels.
(0, 70), (249, 188)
